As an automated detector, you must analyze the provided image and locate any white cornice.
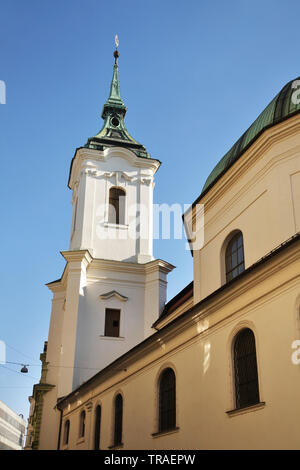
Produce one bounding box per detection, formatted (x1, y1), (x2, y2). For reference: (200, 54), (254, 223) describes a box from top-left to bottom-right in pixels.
(47, 256), (175, 292)
(88, 257), (175, 275)
(61, 249), (93, 266)
(69, 146), (160, 189)
(47, 250), (92, 292)
(144, 259), (175, 275)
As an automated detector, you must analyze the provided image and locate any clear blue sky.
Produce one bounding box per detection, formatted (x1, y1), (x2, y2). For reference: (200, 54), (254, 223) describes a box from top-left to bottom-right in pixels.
(1, 0), (300, 420)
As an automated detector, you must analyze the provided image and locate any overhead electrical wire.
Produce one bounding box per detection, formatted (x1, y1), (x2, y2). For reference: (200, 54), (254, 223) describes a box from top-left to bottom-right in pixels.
(5, 361), (104, 371)
(5, 343), (36, 362)
(0, 364), (39, 381)
(3, 343), (109, 373)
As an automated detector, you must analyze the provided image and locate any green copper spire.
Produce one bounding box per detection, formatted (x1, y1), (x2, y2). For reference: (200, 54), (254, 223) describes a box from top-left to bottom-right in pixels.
(103, 51), (125, 109)
(86, 39), (150, 159)
(100, 47), (127, 120)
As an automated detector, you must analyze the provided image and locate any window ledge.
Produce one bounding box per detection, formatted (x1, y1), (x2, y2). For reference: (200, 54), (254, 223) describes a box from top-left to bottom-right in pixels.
(99, 335), (125, 341)
(108, 443), (124, 449)
(104, 223), (129, 230)
(226, 402), (266, 417)
(152, 427), (180, 438)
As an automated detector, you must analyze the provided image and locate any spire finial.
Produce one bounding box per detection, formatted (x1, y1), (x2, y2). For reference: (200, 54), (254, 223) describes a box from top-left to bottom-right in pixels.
(114, 34), (119, 64)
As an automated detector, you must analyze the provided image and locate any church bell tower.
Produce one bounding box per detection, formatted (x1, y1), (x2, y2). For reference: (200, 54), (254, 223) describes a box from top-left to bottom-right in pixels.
(68, 44), (158, 264)
(36, 41), (174, 450)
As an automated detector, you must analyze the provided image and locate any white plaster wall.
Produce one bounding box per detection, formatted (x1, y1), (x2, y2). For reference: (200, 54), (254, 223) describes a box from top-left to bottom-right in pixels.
(69, 148), (158, 263)
(73, 270), (146, 388)
(72, 259), (172, 389)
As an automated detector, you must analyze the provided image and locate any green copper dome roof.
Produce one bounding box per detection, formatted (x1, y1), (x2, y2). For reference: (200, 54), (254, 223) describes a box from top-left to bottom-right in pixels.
(201, 77), (300, 196)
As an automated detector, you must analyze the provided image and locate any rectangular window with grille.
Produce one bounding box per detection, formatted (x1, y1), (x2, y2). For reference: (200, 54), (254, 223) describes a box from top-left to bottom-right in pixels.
(104, 309), (121, 337)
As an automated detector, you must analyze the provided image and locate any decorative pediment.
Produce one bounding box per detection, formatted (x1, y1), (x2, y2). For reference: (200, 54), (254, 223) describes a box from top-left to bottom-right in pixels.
(99, 290), (128, 302)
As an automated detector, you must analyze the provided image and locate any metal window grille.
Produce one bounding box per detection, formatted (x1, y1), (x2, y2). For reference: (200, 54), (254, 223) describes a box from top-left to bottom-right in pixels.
(159, 368), (176, 432)
(79, 410), (85, 438)
(63, 420), (70, 445)
(94, 405), (101, 450)
(114, 394), (123, 446)
(234, 328), (260, 409)
(226, 232), (245, 282)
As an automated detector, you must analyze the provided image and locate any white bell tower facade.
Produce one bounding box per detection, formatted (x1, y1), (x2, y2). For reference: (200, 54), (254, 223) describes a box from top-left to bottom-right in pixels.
(69, 145), (157, 264)
(36, 46), (174, 450)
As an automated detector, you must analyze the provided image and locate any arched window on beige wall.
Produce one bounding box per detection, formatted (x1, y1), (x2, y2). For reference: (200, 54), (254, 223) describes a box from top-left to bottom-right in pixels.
(225, 231), (245, 282)
(94, 405), (101, 450)
(233, 328), (260, 409)
(63, 420), (70, 445)
(158, 368), (176, 433)
(113, 394), (123, 446)
(79, 410), (85, 438)
(108, 187), (125, 225)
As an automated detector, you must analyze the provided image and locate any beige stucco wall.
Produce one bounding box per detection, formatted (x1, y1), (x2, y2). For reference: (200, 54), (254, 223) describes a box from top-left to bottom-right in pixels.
(58, 241), (300, 450)
(38, 289), (65, 450)
(191, 114), (300, 304)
